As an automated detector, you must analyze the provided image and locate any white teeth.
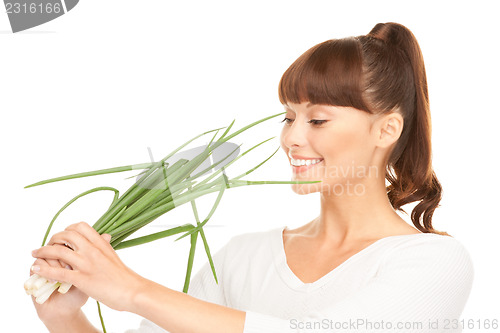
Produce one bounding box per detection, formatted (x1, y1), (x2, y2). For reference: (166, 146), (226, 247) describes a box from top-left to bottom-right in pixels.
(290, 158), (322, 167)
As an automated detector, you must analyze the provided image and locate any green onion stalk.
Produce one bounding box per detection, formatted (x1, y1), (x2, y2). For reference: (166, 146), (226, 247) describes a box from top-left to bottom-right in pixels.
(23, 112), (320, 332)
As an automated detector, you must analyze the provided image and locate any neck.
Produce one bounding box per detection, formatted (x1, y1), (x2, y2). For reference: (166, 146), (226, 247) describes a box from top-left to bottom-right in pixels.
(313, 175), (409, 243)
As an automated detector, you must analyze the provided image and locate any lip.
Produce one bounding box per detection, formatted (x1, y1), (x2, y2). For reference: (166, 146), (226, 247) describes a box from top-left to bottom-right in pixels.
(288, 151), (323, 160)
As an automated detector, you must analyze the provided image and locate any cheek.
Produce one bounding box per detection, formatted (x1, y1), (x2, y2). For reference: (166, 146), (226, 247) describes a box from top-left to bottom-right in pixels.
(317, 127), (373, 173)
(313, 126), (364, 157)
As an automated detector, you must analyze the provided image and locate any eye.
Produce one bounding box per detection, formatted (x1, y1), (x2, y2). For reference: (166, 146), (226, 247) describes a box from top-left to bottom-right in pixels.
(281, 118), (327, 126)
(308, 119), (327, 126)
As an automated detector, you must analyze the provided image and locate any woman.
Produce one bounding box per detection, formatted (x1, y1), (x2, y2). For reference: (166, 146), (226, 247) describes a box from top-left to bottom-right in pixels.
(30, 22), (474, 332)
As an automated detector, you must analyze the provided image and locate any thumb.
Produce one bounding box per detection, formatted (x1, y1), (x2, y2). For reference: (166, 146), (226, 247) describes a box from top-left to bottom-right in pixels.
(101, 233), (112, 243)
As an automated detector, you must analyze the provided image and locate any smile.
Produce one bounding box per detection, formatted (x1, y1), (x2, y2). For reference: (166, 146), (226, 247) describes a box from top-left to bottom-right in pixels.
(288, 151), (323, 167)
(290, 158), (323, 167)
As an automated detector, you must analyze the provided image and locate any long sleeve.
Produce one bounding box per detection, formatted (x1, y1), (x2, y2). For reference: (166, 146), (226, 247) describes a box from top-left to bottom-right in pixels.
(243, 235), (474, 333)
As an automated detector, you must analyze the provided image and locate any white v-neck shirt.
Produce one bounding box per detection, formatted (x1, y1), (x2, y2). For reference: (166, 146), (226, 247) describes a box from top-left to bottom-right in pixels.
(126, 227), (474, 333)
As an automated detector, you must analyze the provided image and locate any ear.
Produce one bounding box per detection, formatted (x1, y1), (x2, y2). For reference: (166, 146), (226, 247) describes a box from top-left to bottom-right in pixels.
(374, 112), (404, 148)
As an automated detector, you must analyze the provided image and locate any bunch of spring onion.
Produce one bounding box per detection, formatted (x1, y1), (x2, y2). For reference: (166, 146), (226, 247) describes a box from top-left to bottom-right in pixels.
(24, 112), (319, 314)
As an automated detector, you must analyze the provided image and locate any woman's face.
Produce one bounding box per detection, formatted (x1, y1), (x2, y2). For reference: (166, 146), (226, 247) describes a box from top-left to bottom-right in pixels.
(280, 102), (380, 196)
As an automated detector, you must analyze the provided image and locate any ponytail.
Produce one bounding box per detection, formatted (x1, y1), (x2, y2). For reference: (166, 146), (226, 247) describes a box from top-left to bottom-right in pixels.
(364, 23), (448, 236)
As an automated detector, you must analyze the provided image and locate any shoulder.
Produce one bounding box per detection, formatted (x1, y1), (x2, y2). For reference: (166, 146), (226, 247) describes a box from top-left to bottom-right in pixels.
(383, 233), (472, 261)
(380, 233), (474, 286)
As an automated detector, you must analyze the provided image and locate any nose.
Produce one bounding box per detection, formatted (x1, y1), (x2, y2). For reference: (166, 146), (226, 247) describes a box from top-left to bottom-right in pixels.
(280, 118), (308, 150)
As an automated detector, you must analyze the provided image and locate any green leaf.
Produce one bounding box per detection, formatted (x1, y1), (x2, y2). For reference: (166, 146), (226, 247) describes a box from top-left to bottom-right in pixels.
(25, 127), (225, 189)
(25, 164), (153, 189)
(182, 231), (199, 293)
(96, 301), (107, 333)
(218, 111), (285, 144)
(175, 183), (226, 241)
(42, 187), (119, 247)
(186, 186), (218, 283)
(232, 146), (280, 180)
(199, 228), (218, 284)
(113, 224), (194, 250)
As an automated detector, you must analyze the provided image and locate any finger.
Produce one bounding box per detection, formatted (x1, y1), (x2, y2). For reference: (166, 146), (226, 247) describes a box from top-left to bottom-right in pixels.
(26, 259), (53, 294)
(52, 244), (72, 270)
(46, 258), (65, 269)
(66, 222), (111, 251)
(101, 233), (112, 243)
(46, 244), (68, 266)
(58, 260), (72, 270)
(35, 257), (66, 283)
(48, 229), (93, 253)
(30, 258), (49, 276)
(32, 245), (83, 269)
(31, 262), (77, 285)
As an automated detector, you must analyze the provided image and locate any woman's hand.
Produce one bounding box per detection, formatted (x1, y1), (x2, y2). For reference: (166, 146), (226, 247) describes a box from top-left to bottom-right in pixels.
(31, 222), (145, 312)
(31, 255), (89, 324)
(31, 222), (246, 333)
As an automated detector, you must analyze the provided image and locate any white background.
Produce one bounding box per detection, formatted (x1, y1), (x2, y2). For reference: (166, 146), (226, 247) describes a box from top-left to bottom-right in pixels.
(1, 0), (499, 331)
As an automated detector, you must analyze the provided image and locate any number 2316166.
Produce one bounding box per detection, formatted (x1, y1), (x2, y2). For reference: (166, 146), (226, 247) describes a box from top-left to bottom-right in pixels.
(444, 319), (498, 330)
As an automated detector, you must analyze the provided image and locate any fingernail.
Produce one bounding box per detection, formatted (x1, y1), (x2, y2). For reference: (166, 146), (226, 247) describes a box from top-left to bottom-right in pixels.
(31, 249), (37, 256)
(65, 265), (72, 270)
(31, 265), (40, 272)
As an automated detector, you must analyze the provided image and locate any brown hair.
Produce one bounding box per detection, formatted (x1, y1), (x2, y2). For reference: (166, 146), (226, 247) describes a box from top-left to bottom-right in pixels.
(279, 22), (448, 236)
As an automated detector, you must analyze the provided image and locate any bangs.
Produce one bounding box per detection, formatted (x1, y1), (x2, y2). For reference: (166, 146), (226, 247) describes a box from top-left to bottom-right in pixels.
(278, 37), (372, 113)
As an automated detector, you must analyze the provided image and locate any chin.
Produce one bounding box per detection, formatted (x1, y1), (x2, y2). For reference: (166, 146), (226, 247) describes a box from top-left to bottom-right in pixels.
(291, 183), (320, 195)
